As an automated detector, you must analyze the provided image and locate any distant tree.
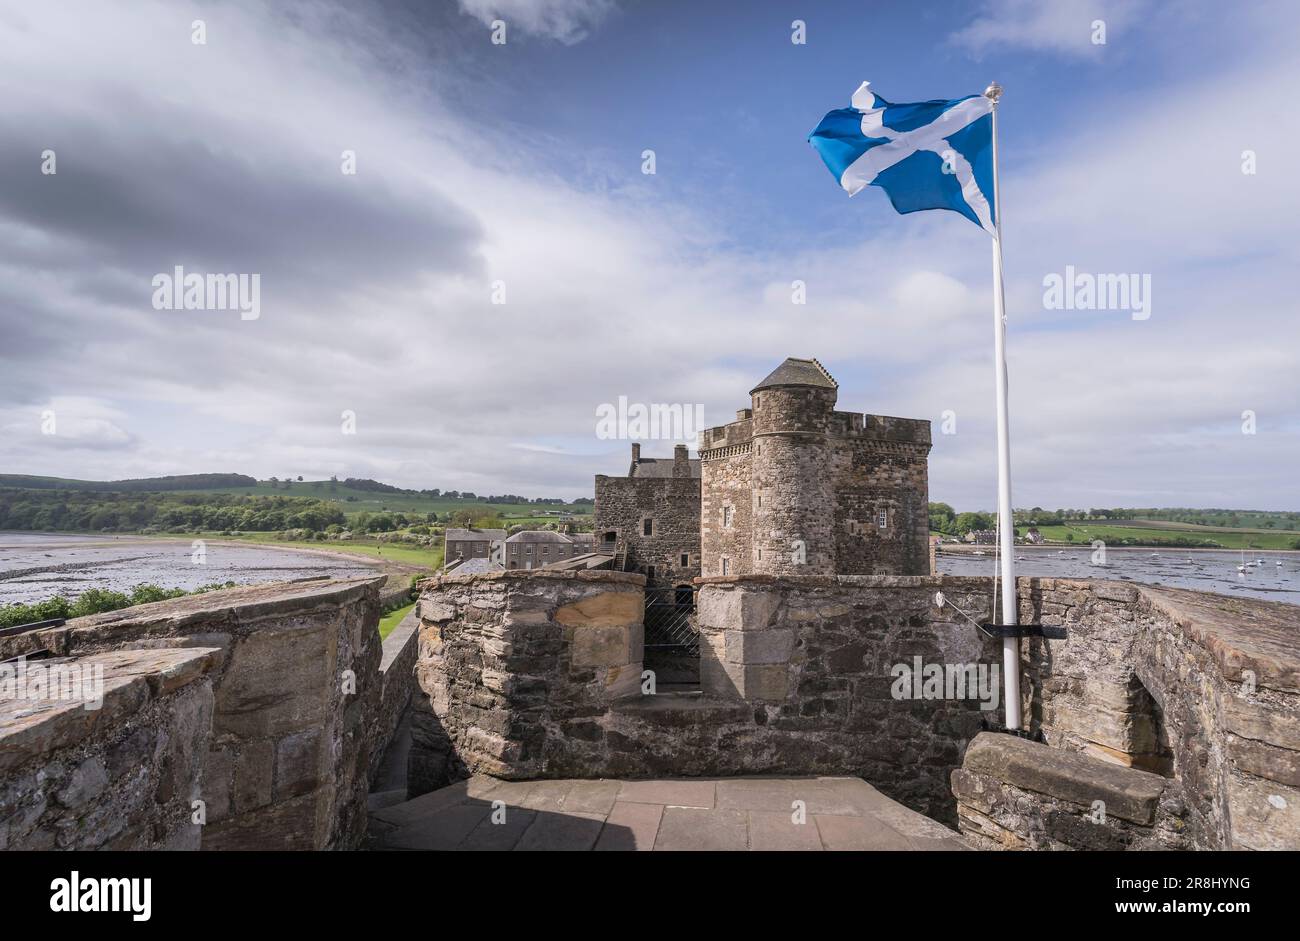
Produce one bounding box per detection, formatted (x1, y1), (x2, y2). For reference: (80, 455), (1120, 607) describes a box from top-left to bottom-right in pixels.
(953, 512), (994, 535)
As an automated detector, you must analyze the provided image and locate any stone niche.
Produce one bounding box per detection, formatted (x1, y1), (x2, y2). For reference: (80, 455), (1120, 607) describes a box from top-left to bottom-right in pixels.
(0, 577), (386, 851)
(408, 570), (646, 795)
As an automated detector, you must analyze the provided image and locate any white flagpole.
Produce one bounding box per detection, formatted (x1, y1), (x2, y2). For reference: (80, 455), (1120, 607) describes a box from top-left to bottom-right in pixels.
(984, 81), (1021, 731)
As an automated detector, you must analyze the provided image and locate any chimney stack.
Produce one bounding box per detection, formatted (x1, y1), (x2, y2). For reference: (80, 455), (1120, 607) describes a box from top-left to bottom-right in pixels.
(673, 444), (690, 477)
(631, 442), (641, 463)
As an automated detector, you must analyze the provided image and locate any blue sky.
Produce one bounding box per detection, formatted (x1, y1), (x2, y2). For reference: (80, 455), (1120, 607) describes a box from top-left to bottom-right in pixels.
(1, 0), (1297, 509)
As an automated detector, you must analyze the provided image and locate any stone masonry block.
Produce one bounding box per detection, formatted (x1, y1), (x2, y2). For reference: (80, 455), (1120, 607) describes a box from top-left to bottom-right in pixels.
(725, 628), (795, 665)
(554, 591), (642, 628)
(571, 624), (633, 669)
(740, 665), (789, 702)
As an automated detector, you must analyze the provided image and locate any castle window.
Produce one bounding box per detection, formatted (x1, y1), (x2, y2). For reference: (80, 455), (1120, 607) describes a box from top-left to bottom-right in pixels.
(721, 557), (729, 576)
(680, 553), (689, 567)
(723, 506), (733, 528)
(643, 518), (653, 536)
(646, 565), (656, 580)
(878, 509), (888, 529)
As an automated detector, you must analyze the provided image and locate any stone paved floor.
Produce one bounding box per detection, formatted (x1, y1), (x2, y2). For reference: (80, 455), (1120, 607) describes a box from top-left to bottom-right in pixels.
(367, 775), (970, 851)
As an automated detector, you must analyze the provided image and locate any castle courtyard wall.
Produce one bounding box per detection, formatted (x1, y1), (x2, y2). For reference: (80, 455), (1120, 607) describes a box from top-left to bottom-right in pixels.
(408, 571), (1300, 847)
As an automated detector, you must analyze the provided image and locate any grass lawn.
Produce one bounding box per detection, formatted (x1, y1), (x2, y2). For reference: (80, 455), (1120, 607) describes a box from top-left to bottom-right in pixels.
(378, 601), (415, 641)
(1028, 522), (1299, 550)
(160, 532), (445, 570)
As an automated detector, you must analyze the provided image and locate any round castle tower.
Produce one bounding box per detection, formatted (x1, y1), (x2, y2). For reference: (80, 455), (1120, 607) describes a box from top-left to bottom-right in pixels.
(748, 357), (838, 575)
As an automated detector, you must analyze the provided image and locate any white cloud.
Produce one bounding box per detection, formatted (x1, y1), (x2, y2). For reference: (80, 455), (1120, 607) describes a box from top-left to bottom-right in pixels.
(457, 0), (615, 43)
(0, 0), (1296, 513)
(950, 0), (1148, 58)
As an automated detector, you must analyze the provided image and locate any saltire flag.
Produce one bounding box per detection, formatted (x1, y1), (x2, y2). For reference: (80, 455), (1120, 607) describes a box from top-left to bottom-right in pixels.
(808, 82), (996, 235)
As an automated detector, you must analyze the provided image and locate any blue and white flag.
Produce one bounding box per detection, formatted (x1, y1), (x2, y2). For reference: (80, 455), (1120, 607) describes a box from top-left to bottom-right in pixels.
(808, 82), (996, 235)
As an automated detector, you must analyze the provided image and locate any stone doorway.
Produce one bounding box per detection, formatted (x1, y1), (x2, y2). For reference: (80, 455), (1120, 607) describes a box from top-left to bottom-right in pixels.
(643, 585), (700, 688)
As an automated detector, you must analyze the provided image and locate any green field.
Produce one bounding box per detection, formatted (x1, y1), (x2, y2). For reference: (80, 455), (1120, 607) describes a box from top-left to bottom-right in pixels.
(378, 602), (416, 641)
(1025, 522), (1299, 550)
(176, 532), (446, 570)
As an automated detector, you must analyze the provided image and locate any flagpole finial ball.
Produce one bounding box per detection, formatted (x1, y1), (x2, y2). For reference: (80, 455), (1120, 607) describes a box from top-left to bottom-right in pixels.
(983, 82), (1003, 102)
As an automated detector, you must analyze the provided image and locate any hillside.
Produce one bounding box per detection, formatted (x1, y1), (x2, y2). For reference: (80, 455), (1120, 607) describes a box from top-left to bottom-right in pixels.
(0, 473), (257, 492)
(0, 473), (593, 533)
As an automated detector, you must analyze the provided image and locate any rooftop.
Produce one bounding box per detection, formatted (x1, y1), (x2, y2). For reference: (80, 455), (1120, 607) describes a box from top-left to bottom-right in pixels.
(445, 528), (507, 543)
(630, 457), (702, 479)
(750, 356), (838, 394)
(506, 530), (575, 543)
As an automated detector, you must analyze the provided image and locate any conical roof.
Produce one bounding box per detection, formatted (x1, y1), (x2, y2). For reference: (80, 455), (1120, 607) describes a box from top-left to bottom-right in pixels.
(750, 357), (838, 394)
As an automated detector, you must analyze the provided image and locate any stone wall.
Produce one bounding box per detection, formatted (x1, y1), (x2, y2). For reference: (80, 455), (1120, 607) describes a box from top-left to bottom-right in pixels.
(408, 570), (646, 795)
(1018, 581), (1300, 850)
(0, 647), (218, 850)
(407, 569), (1300, 848)
(411, 571), (1002, 822)
(0, 577), (386, 850)
(367, 608), (419, 787)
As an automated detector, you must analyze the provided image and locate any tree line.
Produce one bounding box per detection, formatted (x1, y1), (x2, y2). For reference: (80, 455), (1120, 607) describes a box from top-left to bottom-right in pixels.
(0, 489), (346, 533)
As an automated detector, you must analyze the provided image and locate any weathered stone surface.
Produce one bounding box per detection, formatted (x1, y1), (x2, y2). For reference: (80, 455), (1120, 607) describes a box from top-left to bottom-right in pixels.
(1226, 773), (1300, 851)
(0, 649), (216, 851)
(725, 628), (795, 665)
(962, 732), (1166, 824)
(554, 591), (642, 628)
(1, 577), (385, 851)
(570, 624), (633, 668)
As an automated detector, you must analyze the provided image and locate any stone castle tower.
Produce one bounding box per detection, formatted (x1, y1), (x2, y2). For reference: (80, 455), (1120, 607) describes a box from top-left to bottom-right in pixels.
(699, 357), (932, 577)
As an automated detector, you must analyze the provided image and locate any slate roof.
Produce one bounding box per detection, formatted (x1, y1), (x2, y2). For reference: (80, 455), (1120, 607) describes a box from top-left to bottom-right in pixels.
(445, 528), (507, 543)
(444, 558), (505, 574)
(750, 357), (838, 394)
(506, 530), (573, 543)
(630, 458), (702, 479)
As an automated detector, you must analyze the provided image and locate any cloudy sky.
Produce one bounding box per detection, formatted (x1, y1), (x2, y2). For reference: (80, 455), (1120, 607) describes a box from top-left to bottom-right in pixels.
(1, 0), (1296, 509)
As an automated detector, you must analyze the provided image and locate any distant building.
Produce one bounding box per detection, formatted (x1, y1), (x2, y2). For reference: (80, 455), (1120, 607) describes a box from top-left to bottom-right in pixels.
(503, 530), (589, 570)
(444, 527), (506, 565)
(594, 442), (701, 587)
(1025, 526), (1044, 545)
(965, 530), (997, 545)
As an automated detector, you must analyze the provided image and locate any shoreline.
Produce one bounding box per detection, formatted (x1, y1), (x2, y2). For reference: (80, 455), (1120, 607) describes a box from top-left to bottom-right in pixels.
(938, 544), (1300, 556)
(0, 532), (429, 599)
